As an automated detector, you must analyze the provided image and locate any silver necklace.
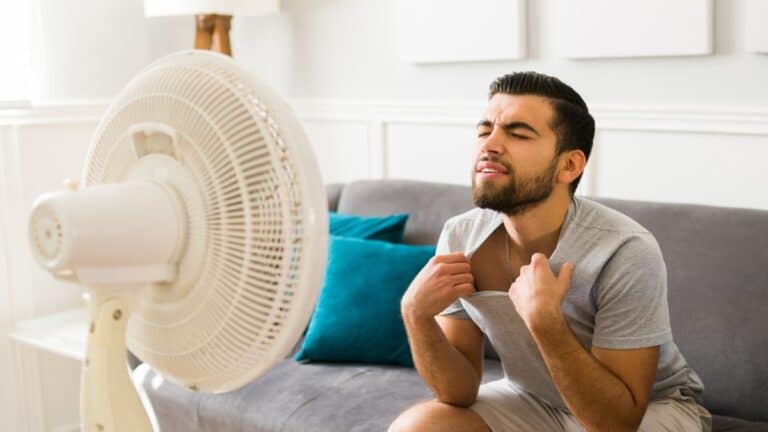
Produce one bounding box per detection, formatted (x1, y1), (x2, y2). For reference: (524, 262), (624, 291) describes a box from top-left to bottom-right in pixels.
(505, 234), (512, 285)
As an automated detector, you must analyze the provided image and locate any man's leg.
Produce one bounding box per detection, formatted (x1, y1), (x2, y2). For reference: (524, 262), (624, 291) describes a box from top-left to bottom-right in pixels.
(636, 391), (712, 432)
(468, 379), (572, 432)
(390, 380), (575, 432)
(388, 400), (491, 432)
(560, 390), (713, 432)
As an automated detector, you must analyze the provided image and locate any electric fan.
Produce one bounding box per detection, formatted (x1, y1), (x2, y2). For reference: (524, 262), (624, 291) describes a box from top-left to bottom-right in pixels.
(27, 50), (328, 431)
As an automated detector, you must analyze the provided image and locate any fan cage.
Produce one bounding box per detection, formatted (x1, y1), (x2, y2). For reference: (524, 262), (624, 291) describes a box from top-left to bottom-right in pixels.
(81, 51), (327, 391)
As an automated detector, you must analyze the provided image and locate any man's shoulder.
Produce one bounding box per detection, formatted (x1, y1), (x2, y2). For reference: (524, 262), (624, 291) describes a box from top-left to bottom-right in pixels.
(572, 198), (664, 267)
(573, 197), (653, 236)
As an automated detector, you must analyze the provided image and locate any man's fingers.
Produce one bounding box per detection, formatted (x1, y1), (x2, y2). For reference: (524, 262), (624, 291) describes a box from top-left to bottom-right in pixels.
(450, 273), (474, 286)
(531, 253), (548, 268)
(451, 283), (475, 297)
(433, 252), (470, 264)
(438, 262), (472, 275)
(558, 262), (574, 286)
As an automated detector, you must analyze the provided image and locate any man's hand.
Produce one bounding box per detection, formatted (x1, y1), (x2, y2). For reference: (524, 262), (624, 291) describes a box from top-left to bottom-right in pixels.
(399, 252), (483, 407)
(401, 252), (475, 322)
(508, 253), (574, 330)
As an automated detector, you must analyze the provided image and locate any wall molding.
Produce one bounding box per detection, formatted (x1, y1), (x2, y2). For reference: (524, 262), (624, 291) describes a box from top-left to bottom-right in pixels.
(2, 99), (767, 135)
(591, 105), (768, 135)
(294, 99), (768, 136)
(0, 101), (104, 126)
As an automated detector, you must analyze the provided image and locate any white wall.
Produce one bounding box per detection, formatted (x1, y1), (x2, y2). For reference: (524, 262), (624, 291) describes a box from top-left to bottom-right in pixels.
(30, 0), (294, 102)
(276, 0), (768, 103)
(0, 125), (21, 432)
(2, 0), (767, 430)
(28, 0), (768, 105)
(1, 107), (102, 432)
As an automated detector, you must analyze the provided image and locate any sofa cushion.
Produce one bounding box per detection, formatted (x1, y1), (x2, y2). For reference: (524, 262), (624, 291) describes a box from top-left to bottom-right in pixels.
(134, 357), (505, 432)
(337, 179), (474, 245)
(711, 415), (768, 432)
(327, 183), (344, 212)
(295, 236), (434, 366)
(329, 212), (409, 242)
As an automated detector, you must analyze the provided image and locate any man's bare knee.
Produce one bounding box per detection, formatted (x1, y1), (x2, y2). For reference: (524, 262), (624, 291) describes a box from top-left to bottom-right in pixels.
(388, 399), (491, 432)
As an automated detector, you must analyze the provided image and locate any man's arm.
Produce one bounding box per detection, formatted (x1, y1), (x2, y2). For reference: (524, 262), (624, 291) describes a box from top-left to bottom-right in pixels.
(529, 308), (658, 432)
(400, 252), (481, 407)
(509, 253), (659, 432)
(402, 314), (484, 407)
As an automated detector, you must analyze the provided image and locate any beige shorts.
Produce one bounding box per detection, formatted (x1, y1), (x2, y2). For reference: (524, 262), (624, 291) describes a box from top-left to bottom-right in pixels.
(469, 379), (712, 432)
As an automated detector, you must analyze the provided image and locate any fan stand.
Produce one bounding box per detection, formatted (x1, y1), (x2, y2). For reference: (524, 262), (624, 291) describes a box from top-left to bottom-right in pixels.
(81, 291), (154, 432)
(195, 14), (233, 56)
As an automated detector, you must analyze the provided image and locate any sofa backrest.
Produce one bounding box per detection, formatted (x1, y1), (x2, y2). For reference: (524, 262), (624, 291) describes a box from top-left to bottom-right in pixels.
(327, 179), (768, 422)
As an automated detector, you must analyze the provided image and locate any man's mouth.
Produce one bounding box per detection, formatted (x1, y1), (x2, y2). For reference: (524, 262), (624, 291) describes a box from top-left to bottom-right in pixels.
(475, 161), (509, 179)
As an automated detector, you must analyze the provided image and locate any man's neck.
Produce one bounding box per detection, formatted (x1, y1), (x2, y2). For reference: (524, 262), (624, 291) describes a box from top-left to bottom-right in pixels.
(501, 188), (572, 262)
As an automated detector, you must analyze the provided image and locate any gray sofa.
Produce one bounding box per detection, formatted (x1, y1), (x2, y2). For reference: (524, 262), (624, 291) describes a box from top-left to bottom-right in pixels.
(133, 179), (768, 431)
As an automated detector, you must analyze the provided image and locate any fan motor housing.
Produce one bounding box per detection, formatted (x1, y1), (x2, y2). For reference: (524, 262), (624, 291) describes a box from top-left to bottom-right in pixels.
(29, 179), (186, 285)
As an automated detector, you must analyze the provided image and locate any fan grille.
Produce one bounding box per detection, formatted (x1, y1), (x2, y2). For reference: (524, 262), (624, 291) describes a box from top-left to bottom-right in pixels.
(82, 51), (326, 391)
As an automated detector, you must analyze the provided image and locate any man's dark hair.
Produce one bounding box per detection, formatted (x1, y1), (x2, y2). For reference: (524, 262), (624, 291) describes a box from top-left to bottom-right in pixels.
(489, 72), (595, 195)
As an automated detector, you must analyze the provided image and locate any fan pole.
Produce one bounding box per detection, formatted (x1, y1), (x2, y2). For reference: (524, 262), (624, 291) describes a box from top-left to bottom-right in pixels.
(81, 294), (154, 432)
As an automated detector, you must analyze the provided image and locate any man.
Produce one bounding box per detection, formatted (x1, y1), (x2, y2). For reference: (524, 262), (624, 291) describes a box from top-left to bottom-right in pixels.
(390, 72), (711, 432)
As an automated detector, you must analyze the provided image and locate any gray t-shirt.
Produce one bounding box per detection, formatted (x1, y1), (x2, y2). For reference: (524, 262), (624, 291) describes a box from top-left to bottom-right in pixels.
(437, 197), (704, 410)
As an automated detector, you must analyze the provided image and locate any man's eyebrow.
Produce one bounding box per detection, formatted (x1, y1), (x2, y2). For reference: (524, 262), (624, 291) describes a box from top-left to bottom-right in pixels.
(501, 121), (540, 136)
(475, 119), (540, 136)
(475, 119), (493, 129)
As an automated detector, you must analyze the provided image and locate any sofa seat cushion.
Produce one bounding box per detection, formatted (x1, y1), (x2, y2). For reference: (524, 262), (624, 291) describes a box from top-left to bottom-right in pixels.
(133, 358), (768, 431)
(711, 415), (768, 432)
(134, 358), (505, 431)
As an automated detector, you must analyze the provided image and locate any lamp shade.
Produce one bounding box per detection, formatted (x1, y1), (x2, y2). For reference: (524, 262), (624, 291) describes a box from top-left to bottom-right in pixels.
(143, 0), (279, 17)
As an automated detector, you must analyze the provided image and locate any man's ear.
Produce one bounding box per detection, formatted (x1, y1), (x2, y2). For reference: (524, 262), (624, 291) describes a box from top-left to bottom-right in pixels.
(557, 150), (586, 186)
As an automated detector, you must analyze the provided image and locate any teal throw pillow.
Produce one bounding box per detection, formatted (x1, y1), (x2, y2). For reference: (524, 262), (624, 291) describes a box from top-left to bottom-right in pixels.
(295, 235), (435, 367)
(329, 212), (408, 242)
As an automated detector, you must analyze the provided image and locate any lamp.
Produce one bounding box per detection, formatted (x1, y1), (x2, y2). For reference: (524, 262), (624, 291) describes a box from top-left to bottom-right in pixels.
(143, 0), (280, 56)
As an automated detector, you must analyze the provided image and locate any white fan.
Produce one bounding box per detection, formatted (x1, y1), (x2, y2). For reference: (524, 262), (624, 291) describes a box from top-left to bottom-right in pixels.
(27, 50), (328, 431)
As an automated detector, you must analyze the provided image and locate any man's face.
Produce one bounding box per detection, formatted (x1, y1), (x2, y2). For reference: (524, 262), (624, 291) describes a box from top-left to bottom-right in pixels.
(472, 93), (560, 215)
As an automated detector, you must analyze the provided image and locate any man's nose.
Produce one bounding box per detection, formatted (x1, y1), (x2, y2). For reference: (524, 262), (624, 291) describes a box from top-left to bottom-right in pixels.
(478, 129), (504, 155)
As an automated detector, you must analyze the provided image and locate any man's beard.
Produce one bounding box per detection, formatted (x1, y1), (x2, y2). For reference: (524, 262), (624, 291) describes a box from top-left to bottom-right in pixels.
(472, 157), (558, 215)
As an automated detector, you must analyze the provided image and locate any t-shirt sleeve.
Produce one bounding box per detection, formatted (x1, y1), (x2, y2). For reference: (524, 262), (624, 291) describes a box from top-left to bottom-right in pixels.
(434, 221), (472, 320)
(592, 235), (672, 349)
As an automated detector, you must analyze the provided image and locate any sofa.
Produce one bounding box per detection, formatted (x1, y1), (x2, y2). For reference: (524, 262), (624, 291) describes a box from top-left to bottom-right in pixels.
(132, 179), (768, 431)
